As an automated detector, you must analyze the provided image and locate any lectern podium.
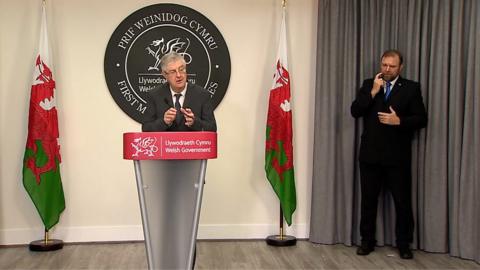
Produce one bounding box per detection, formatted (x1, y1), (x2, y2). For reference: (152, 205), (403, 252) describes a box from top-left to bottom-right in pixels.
(123, 132), (217, 270)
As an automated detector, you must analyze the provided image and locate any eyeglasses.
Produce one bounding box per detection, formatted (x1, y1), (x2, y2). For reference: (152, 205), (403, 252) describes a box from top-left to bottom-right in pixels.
(164, 66), (187, 76)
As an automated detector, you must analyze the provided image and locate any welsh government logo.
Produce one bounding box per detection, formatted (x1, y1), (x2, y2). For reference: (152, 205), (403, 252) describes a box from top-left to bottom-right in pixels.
(131, 137), (158, 157)
(104, 4), (231, 123)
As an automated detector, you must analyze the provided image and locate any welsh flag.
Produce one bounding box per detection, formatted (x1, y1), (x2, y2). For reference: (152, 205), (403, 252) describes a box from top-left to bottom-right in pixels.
(23, 4), (65, 231)
(265, 9), (296, 226)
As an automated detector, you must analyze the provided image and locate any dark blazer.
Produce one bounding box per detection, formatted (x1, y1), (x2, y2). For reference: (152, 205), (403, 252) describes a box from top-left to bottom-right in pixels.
(351, 77), (427, 165)
(141, 83), (217, 132)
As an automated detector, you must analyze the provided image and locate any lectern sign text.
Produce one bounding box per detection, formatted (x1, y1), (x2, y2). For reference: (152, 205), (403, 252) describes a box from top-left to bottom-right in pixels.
(123, 132), (217, 160)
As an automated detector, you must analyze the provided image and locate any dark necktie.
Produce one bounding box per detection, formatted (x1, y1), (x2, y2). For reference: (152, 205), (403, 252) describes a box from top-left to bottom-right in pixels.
(384, 81), (392, 101)
(174, 93), (182, 124)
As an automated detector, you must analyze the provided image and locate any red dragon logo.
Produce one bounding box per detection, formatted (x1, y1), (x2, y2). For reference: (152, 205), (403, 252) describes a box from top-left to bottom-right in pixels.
(25, 55), (61, 184)
(266, 60), (293, 181)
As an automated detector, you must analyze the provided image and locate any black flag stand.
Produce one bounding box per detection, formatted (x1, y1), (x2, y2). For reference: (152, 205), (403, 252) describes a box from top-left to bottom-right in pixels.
(266, 206), (297, 246)
(29, 228), (64, 251)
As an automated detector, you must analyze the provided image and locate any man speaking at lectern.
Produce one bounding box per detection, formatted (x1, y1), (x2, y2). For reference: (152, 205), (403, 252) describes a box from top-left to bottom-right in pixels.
(142, 52), (217, 132)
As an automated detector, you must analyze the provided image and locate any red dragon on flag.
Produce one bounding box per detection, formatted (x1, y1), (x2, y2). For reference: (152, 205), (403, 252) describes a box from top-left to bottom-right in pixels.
(25, 56), (61, 184)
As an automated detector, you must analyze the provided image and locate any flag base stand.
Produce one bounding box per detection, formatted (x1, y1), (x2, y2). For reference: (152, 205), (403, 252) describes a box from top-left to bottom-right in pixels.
(266, 234), (297, 246)
(266, 206), (297, 246)
(29, 239), (64, 252)
(29, 230), (63, 252)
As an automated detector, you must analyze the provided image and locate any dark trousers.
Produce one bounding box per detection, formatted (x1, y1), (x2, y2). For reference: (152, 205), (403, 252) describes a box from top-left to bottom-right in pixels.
(359, 162), (414, 247)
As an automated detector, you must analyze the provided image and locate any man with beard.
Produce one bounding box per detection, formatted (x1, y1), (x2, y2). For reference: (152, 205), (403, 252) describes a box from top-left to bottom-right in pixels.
(351, 49), (428, 259)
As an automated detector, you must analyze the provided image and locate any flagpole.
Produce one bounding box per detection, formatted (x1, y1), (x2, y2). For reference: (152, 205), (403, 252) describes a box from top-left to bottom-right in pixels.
(279, 207), (284, 239)
(26, 0), (65, 252)
(265, 0), (296, 247)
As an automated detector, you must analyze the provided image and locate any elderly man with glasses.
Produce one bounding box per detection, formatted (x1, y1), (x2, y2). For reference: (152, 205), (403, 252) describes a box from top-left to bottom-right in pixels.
(142, 52), (217, 132)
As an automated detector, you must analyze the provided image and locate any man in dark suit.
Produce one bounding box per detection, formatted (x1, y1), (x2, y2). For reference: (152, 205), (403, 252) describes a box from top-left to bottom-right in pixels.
(351, 50), (427, 259)
(141, 52), (215, 268)
(142, 52), (217, 132)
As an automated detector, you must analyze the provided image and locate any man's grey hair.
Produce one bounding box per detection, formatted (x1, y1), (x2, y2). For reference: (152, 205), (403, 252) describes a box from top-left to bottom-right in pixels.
(160, 52), (186, 72)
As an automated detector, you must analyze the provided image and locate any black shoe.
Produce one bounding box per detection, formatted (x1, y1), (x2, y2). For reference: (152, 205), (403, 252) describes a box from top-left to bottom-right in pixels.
(356, 243), (374, 256)
(398, 247), (413, 259)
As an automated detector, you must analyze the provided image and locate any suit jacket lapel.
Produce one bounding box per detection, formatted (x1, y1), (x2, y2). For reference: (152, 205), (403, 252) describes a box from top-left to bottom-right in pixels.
(160, 84), (174, 107)
(389, 77), (404, 99)
(183, 84), (194, 109)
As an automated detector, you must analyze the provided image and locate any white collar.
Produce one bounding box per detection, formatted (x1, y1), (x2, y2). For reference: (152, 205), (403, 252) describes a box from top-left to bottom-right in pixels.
(387, 76), (399, 87)
(170, 83), (187, 97)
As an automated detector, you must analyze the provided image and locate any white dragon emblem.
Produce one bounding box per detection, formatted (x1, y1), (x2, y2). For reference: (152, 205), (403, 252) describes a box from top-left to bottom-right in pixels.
(145, 37), (192, 71)
(131, 137), (159, 157)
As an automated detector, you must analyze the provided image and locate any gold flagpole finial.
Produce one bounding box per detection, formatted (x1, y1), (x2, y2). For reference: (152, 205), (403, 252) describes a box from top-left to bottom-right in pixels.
(282, 0), (287, 8)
